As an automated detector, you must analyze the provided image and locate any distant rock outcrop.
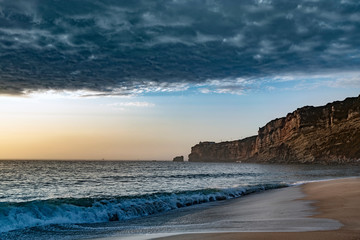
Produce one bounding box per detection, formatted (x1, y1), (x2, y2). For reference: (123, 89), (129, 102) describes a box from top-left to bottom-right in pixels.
(189, 95), (360, 164)
(173, 156), (184, 162)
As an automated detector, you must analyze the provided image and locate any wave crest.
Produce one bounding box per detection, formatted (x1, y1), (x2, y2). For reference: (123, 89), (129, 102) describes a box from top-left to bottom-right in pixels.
(0, 183), (287, 233)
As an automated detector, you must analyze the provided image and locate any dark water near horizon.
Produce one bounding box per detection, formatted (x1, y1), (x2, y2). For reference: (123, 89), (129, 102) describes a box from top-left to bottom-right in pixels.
(0, 160), (359, 239)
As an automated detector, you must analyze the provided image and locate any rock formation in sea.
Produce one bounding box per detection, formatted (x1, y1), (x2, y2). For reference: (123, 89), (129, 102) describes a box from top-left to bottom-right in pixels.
(188, 95), (360, 164)
(173, 156), (184, 162)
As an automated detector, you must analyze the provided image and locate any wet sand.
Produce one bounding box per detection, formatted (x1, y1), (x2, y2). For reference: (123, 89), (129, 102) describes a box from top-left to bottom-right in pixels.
(154, 178), (360, 240)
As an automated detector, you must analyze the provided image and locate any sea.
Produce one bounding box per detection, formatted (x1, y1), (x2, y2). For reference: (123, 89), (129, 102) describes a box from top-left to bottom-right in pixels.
(0, 160), (359, 240)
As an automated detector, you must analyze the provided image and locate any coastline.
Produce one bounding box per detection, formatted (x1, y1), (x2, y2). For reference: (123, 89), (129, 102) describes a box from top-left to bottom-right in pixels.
(153, 177), (360, 240)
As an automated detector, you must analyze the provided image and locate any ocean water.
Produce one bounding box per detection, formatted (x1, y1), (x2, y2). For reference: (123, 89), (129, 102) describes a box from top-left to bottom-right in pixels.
(0, 160), (359, 239)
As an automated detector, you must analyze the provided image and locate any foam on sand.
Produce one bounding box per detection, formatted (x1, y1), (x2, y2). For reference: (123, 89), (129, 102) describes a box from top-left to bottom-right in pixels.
(90, 180), (347, 240)
(153, 178), (360, 240)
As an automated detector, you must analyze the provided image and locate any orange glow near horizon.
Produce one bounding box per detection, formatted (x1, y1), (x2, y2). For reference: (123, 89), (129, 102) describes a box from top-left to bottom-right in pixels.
(1, 89), (358, 160)
(0, 94), (190, 160)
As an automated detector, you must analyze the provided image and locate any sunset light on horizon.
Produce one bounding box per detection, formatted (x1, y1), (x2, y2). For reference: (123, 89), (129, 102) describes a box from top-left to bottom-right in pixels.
(0, 0), (359, 160)
(1, 1), (360, 239)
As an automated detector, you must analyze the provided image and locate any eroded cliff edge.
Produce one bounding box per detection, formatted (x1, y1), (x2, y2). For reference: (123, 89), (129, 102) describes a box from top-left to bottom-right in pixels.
(189, 95), (360, 164)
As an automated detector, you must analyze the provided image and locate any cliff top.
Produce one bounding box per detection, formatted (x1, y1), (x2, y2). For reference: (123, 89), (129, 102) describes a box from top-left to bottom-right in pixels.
(189, 95), (360, 164)
(259, 95), (360, 133)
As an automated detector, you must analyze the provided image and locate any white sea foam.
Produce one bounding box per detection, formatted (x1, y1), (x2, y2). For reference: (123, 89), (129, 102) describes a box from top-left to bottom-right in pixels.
(290, 176), (359, 186)
(0, 184), (287, 233)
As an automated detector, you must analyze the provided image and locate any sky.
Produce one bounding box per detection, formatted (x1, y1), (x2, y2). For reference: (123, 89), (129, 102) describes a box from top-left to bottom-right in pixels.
(0, 0), (359, 160)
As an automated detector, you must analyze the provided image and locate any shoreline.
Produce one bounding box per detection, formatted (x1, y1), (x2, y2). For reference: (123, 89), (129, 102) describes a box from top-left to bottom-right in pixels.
(152, 177), (360, 240)
(91, 177), (359, 240)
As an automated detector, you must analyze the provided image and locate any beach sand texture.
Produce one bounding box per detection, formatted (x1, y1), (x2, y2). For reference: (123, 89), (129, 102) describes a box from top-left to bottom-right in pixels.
(154, 178), (360, 240)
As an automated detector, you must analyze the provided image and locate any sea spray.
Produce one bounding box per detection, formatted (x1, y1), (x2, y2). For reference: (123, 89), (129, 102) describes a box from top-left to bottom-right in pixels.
(0, 183), (287, 233)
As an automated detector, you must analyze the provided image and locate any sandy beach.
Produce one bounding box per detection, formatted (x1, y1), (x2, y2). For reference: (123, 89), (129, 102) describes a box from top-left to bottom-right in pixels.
(154, 178), (360, 240)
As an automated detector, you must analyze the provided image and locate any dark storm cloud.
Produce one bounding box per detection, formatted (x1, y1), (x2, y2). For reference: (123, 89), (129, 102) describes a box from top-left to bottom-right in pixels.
(0, 0), (359, 95)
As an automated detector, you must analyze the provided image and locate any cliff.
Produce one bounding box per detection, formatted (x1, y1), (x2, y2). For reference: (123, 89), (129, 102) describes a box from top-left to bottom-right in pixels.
(188, 95), (360, 164)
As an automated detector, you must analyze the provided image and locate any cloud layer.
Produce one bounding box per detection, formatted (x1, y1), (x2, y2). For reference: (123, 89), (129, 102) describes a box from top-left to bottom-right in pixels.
(0, 0), (359, 95)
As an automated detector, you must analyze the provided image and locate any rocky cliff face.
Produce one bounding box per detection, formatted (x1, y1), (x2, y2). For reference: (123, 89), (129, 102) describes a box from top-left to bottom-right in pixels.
(188, 136), (257, 163)
(188, 95), (360, 164)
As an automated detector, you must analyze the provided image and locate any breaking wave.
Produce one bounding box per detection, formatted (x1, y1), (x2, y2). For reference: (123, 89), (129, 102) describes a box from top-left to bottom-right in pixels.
(0, 183), (287, 233)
